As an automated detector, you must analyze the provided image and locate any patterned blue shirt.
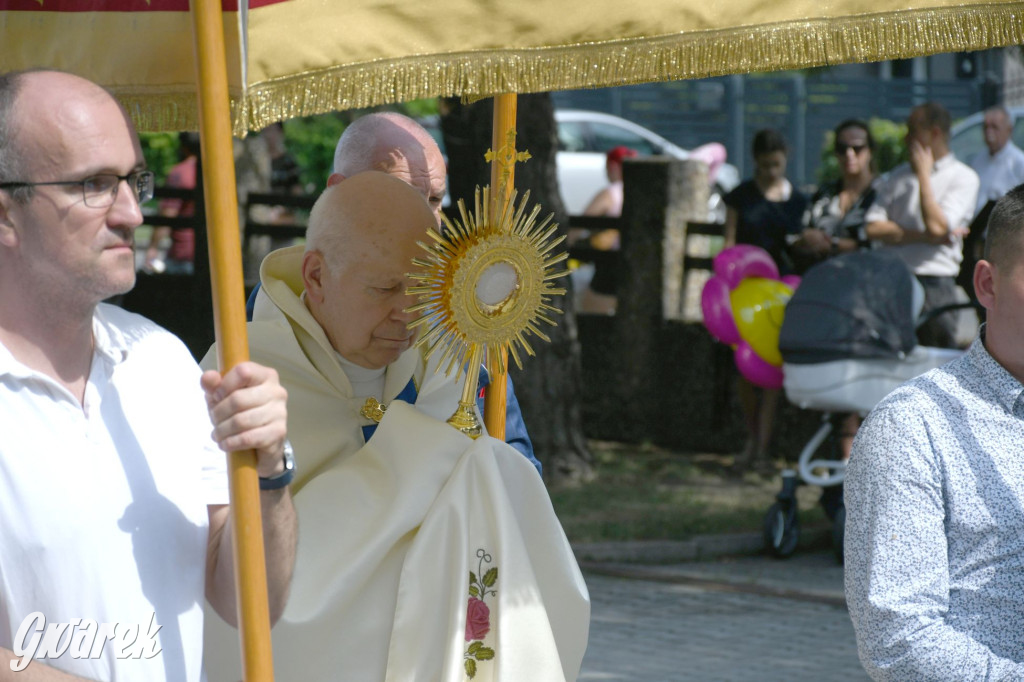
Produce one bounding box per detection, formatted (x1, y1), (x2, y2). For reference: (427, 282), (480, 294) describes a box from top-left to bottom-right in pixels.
(845, 335), (1024, 680)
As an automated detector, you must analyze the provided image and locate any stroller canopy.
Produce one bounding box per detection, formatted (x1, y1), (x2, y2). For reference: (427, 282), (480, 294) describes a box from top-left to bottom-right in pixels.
(779, 251), (918, 364)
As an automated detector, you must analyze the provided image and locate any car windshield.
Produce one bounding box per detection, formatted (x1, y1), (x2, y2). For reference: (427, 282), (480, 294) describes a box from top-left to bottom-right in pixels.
(558, 118), (662, 155)
(558, 120), (589, 152)
(950, 123), (984, 162)
(588, 122), (659, 155)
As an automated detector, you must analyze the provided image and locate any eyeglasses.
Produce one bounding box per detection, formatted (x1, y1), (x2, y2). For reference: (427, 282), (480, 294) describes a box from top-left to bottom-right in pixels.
(0, 170), (155, 208)
(835, 143), (868, 156)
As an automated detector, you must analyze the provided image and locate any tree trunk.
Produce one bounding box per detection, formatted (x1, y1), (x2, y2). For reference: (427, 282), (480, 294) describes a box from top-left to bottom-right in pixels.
(440, 94), (593, 484)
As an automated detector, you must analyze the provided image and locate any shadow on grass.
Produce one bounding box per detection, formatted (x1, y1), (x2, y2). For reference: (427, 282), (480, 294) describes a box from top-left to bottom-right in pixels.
(549, 440), (828, 543)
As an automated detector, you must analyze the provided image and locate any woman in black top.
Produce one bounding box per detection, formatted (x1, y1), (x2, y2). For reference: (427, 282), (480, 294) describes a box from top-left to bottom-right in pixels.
(722, 129), (808, 475)
(724, 129), (809, 275)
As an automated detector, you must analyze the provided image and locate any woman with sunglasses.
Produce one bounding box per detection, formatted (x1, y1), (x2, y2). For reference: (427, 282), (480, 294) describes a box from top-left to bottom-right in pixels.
(792, 120), (878, 508)
(792, 119), (877, 272)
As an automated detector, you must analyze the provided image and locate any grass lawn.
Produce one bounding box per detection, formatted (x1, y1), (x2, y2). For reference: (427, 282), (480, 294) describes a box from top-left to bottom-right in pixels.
(549, 440), (829, 544)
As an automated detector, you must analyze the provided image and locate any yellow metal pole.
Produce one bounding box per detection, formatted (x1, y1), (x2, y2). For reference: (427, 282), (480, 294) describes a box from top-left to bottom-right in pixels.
(483, 94), (518, 440)
(190, 1), (275, 679)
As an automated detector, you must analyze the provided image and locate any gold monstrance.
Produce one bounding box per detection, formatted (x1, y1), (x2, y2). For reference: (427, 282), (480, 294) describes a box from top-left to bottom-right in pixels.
(406, 186), (569, 438)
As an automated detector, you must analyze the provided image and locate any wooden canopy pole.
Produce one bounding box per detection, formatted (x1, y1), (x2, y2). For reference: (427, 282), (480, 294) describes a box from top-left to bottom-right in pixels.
(483, 94), (518, 439)
(190, 1), (275, 679)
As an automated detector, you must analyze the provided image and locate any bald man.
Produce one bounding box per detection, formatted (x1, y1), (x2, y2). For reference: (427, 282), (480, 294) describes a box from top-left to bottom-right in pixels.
(202, 171), (589, 681)
(0, 70), (296, 681)
(328, 111), (447, 223)
(969, 105), (1024, 216)
(246, 112), (535, 462)
(318, 111), (537, 466)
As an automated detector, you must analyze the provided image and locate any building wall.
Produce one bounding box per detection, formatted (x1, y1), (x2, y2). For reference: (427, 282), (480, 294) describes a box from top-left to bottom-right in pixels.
(1004, 48), (1024, 107)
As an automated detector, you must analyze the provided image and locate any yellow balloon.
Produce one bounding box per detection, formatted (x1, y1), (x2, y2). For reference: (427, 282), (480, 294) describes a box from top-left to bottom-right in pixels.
(729, 278), (793, 366)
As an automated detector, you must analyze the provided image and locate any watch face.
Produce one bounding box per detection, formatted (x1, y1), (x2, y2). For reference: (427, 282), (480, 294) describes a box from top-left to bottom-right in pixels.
(281, 442), (295, 473)
(260, 442), (296, 491)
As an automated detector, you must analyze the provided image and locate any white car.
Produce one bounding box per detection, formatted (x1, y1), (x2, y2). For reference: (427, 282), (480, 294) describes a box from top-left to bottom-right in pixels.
(554, 109), (739, 218)
(417, 111), (738, 220)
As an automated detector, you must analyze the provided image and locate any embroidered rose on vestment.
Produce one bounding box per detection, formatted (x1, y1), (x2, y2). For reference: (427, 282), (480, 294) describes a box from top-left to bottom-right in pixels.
(463, 549), (497, 679)
(465, 597), (491, 641)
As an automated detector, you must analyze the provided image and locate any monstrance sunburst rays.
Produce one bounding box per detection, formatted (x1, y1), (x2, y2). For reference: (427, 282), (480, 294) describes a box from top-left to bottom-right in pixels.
(404, 185), (569, 437)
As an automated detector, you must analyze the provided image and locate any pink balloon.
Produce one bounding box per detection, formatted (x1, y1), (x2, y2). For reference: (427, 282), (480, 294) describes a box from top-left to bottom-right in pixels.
(735, 341), (784, 390)
(713, 245), (779, 289)
(701, 276), (741, 345)
(781, 274), (801, 290)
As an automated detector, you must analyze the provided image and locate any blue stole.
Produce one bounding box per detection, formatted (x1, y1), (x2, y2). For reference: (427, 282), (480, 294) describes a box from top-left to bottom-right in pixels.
(361, 377), (419, 443)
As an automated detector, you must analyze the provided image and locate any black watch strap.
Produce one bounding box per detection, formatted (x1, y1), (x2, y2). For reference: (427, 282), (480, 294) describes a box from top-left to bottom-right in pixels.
(259, 441), (295, 491)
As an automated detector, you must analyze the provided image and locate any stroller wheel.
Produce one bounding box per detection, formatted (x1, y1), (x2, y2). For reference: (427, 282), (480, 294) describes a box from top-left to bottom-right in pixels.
(763, 501), (800, 558)
(832, 503), (846, 564)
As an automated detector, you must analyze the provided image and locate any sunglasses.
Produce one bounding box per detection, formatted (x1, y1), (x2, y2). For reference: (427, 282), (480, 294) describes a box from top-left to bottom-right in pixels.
(835, 143), (868, 156)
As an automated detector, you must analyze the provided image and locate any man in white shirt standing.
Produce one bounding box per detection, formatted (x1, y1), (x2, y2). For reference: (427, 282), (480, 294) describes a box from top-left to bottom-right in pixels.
(968, 105), (1024, 217)
(865, 101), (979, 348)
(0, 69), (297, 681)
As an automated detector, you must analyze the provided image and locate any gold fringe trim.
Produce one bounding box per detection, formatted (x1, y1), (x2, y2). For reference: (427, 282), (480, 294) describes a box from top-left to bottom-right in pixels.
(112, 89), (244, 135)
(122, 3), (1024, 134)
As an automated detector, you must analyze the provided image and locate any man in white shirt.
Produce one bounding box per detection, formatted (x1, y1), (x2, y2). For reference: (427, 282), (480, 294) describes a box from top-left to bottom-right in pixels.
(0, 69), (297, 681)
(865, 101), (979, 348)
(968, 105), (1024, 216)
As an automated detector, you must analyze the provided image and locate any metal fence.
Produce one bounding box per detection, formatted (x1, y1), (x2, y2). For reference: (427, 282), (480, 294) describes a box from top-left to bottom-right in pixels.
(553, 74), (995, 188)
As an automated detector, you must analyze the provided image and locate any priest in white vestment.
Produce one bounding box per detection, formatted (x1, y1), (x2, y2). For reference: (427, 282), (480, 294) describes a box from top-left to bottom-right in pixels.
(202, 171), (590, 681)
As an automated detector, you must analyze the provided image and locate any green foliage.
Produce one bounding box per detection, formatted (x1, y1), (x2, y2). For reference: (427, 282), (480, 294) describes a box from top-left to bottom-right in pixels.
(465, 659), (477, 678)
(401, 98), (440, 119)
(281, 114), (348, 193)
(139, 133), (180, 184)
(140, 97), (440, 195)
(280, 99), (438, 194)
(482, 568), (498, 588)
(816, 117), (908, 186)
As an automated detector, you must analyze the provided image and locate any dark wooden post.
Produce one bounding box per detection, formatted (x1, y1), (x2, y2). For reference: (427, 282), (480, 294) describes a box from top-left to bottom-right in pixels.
(613, 157), (708, 437)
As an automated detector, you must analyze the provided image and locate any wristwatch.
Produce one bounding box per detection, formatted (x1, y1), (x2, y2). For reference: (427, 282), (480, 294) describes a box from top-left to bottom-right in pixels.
(259, 440), (295, 491)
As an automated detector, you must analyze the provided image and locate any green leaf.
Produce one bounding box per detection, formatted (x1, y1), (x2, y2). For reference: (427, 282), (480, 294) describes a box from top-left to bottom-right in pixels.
(475, 647), (495, 661)
(469, 585), (480, 598)
(467, 641), (483, 655)
(482, 568), (498, 587)
(465, 659), (477, 678)
(469, 571), (477, 586)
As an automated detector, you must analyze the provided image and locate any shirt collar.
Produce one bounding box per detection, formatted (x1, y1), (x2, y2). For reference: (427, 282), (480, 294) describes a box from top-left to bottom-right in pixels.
(92, 304), (131, 366)
(0, 305), (128, 383)
(0, 337), (31, 381)
(933, 152), (957, 173)
(967, 330), (1024, 414)
(991, 143), (1015, 161)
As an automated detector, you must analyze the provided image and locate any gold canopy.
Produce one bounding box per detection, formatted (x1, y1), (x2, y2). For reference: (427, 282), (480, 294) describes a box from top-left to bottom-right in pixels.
(3, 0), (1023, 133)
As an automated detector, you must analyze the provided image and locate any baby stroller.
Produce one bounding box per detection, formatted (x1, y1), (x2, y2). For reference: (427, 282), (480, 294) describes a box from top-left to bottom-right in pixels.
(763, 251), (964, 559)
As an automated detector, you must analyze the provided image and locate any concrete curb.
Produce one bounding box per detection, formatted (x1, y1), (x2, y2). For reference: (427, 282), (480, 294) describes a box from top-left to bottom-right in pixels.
(572, 527), (832, 564)
(579, 562), (848, 607)
(573, 529), (846, 607)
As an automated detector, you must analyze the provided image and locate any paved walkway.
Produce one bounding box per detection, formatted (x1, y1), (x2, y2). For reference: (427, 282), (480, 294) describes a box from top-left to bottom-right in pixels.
(579, 550), (869, 681)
